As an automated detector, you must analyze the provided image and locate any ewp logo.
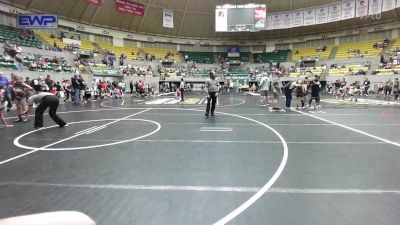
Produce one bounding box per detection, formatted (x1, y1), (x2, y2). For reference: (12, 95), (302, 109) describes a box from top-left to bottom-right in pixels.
(17, 14), (58, 28)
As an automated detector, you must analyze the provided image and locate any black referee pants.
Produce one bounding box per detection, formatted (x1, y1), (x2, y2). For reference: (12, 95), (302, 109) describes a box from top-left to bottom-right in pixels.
(206, 92), (217, 115)
(34, 95), (66, 127)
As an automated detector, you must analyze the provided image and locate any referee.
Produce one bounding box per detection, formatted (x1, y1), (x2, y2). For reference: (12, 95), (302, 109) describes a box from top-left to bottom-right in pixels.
(205, 72), (220, 117)
(25, 91), (67, 129)
(179, 78), (185, 102)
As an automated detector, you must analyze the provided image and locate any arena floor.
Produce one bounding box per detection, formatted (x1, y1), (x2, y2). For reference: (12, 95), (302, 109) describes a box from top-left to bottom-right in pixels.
(1, 93), (400, 225)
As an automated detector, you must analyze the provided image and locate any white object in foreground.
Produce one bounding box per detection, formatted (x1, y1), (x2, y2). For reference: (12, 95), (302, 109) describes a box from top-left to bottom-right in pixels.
(0, 211), (96, 225)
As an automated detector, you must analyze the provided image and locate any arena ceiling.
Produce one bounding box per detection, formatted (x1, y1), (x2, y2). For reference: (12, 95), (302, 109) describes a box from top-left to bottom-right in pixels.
(5, 0), (400, 40)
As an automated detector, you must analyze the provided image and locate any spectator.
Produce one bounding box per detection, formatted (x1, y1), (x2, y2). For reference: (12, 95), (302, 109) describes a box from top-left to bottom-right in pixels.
(71, 75), (80, 104)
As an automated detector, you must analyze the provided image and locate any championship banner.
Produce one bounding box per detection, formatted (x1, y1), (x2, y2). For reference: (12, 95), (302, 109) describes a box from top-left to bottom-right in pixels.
(316, 4), (329, 24)
(291, 10), (304, 27)
(382, 0), (396, 11)
(265, 14), (273, 30)
(215, 9), (227, 32)
(254, 7), (267, 30)
(303, 8), (316, 26)
(341, 0), (355, 20)
(356, 0), (369, 17)
(163, 9), (173, 28)
(328, 2), (342, 22)
(271, 14), (282, 29)
(85, 0), (103, 5)
(281, 11), (292, 29)
(369, 0), (382, 15)
(115, 0), (145, 16)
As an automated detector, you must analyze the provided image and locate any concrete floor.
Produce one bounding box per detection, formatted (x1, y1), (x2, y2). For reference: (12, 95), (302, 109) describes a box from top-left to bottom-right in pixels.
(0, 93), (399, 225)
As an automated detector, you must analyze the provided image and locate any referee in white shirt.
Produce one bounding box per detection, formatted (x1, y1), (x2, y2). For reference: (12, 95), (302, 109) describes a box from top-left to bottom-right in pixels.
(25, 91), (67, 129)
(205, 72), (220, 117)
(179, 78), (185, 102)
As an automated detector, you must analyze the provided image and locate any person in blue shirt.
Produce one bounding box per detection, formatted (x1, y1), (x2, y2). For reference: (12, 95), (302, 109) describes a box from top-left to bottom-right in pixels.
(0, 72), (12, 111)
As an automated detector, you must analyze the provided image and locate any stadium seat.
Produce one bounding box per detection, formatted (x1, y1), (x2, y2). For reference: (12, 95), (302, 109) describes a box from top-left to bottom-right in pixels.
(289, 66), (326, 77)
(254, 50), (290, 63)
(329, 64), (370, 76)
(0, 25), (42, 48)
(336, 40), (383, 59)
(181, 51), (214, 63)
(292, 47), (332, 61)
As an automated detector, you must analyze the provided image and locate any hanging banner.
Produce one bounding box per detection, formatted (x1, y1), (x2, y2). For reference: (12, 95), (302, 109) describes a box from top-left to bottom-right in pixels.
(85, 0), (103, 5)
(356, 0), (369, 17)
(369, 0), (382, 15)
(281, 11), (292, 29)
(341, 0), (355, 19)
(316, 4), (329, 24)
(215, 8), (227, 31)
(271, 14), (282, 29)
(115, 0), (145, 16)
(382, 0), (396, 11)
(303, 8), (316, 26)
(254, 7), (267, 30)
(397, 0), (400, 7)
(265, 14), (273, 30)
(291, 10), (304, 27)
(163, 9), (173, 28)
(328, 2), (342, 22)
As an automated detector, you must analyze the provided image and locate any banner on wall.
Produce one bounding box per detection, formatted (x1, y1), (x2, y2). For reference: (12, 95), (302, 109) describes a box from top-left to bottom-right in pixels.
(382, 0), (396, 11)
(341, 0), (356, 19)
(303, 8), (316, 25)
(291, 10), (304, 27)
(271, 14), (282, 29)
(115, 0), (145, 16)
(356, 0), (369, 17)
(163, 9), (173, 28)
(265, 14), (273, 30)
(281, 12), (292, 29)
(369, 0), (383, 15)
(85, 0), (103, 5)
(397, 0), (400, 7)
(254, 7), (267, 30)
(17, 14), (58, 28)
(316, 4), (329, 24)
(328, 2), (342, 22)
(215, 8), (227, 31)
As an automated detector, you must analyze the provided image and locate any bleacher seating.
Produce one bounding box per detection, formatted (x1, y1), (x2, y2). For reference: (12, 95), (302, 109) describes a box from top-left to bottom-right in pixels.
(37, 32), (96, 51)
(227, 68), (248, 77)
(0, 25), (42, 48)
(89, 67), (122, 77)
(80, 40), (96, 51)
(329, 64), (370, 77)
(336, 40), (383, 59)
(143, 48), (180, 62)
(289, 66), (326, 77)
(388, 38), (400, 56)
(373, 65), (400, 75)
(182, 51), (214, 63)
(292, 47), (332, 61)
(0, 55), (18, 69)
(96, 42), (137, 60)
(254, 50), (290, 63)
(240, 52), (251, 62)
(37, 32), (68, 49)
(191, 69), (210, 77)
(96, 42), (180, 62)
